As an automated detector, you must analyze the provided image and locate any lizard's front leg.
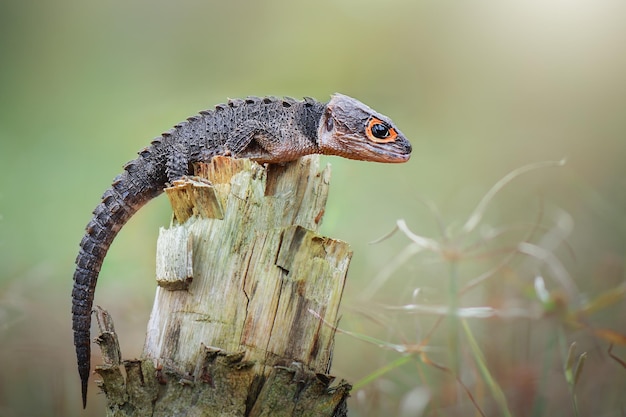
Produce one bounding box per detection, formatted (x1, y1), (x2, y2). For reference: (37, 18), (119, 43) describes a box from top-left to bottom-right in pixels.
(225, 120), (283, 162)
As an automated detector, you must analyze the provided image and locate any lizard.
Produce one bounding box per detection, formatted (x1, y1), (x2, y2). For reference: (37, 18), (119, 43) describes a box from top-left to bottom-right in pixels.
(71, 93), (412, 408)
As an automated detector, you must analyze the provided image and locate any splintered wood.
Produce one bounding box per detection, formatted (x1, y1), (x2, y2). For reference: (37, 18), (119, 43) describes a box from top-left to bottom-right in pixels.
(121, 155), (352, 416)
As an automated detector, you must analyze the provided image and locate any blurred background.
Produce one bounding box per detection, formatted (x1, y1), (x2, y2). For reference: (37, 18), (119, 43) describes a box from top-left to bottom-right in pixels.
(1, 0), (625, 415)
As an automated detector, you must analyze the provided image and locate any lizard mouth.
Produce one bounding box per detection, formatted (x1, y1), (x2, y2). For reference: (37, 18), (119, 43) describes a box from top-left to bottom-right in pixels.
(389, 152), (411, 163)
(369, 138), (412, 163)
(321, 140), (412, 163)
(372, 148), (412, 163)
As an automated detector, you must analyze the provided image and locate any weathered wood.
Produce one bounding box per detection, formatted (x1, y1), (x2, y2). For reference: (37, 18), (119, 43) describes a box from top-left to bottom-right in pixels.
(95, 156), (352, 416)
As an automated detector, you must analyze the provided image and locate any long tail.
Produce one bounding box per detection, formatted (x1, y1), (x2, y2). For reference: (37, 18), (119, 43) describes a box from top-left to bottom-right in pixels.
(72, 157), (165, 408)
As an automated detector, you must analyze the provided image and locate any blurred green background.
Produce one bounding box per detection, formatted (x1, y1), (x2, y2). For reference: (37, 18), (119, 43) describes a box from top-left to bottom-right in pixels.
(1, 0), (625, 416)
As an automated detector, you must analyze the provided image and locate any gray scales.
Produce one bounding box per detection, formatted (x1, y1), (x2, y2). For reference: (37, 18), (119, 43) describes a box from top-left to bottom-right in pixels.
(71, 93), (412, 408)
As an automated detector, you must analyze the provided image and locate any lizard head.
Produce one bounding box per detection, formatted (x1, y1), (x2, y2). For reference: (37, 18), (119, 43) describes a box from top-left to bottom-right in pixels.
(317, 93), (412, 163)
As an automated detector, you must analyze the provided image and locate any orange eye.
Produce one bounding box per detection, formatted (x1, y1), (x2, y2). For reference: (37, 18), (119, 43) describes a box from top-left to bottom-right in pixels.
(366, 118), (398, 143)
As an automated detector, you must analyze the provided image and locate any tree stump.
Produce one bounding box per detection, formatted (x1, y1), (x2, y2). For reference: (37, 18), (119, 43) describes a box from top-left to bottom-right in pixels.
(94, 156), (352, 416)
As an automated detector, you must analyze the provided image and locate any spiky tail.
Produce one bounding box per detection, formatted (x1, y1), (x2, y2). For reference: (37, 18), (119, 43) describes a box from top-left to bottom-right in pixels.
(72, 156), (165, 408)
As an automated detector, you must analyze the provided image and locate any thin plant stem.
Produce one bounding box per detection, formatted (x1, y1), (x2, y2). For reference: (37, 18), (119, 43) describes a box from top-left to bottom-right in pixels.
(352, 355), (413, 391)
(559, 329), (581, 417)
(530, 324), (558, 417)
(462, 159), (565, 234)
(461, 319), (513, 417)
(448, 260), (460, 376)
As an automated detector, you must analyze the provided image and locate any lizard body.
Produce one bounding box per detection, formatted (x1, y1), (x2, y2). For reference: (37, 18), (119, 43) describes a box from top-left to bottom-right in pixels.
(72, 93), (411, 407)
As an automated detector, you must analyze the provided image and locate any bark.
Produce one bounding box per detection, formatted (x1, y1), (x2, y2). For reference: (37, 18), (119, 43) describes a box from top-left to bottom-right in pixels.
(94, 156), (352, 416)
